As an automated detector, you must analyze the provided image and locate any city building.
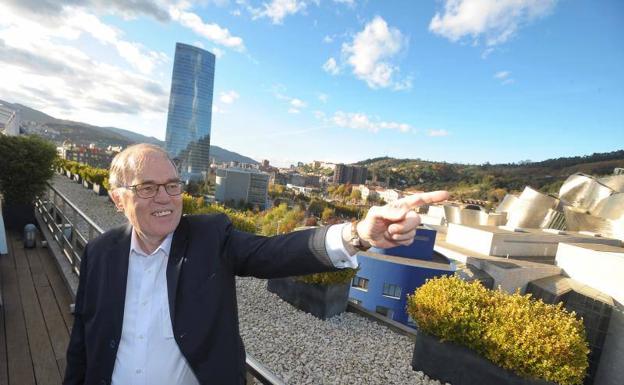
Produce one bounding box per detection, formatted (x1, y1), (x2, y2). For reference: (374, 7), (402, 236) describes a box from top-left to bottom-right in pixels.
(215, 167), (270, 209)
(58, 142), (120, 169)
(333, 164), (368, 185)
(349, 228), (452, 327)
(165, 43), (216, 182)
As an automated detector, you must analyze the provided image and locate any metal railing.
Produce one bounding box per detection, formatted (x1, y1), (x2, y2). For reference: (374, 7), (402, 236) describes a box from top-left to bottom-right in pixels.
(35, 181), (286, 385)
(35, 182), (104, 275)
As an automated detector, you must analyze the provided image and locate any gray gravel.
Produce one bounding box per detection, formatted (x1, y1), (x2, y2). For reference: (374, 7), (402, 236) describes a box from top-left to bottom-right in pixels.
(49, 173), (448, 385)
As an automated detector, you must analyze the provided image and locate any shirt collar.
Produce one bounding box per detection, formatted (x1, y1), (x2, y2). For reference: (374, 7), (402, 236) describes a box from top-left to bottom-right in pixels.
(130, 229), (174, 257)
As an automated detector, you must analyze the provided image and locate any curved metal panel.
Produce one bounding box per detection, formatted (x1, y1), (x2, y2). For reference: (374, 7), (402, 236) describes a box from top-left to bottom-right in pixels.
(559, 173), (615, 212)
(495, 194), (518, 213)
(598, 175), (624, 193)
(591, 193), (624, 221)
(564, 207), (624, 241)
(506, 187), (559, 228)
(443, 204), (461, 224)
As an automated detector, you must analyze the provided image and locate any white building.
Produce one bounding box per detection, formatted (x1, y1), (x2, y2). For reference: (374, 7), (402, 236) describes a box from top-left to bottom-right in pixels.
(215, 168), (270, 209)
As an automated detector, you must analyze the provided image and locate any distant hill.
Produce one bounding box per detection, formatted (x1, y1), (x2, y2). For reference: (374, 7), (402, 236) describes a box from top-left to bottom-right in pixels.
(0, 99), (258, 164)
(356, 151), (624, 200)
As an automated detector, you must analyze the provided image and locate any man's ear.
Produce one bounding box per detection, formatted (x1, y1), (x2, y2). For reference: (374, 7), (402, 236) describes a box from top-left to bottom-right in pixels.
(109, 189), (124, 212)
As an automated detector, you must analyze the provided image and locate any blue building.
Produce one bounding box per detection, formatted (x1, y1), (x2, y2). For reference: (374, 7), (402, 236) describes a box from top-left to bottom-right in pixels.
(349, 228), (453, 327)
(165, 43), (215, 182)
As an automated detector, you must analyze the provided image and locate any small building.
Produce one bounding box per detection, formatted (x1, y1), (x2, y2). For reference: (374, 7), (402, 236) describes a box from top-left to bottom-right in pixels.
(215, 167), (270, 209)
(349, 228), (452, 327)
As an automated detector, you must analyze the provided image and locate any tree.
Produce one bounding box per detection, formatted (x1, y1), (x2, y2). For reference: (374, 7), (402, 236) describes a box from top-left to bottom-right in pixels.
(0, 135), (56, 204)
(321, 207), (335, 222)
(349, 189), (361, 202)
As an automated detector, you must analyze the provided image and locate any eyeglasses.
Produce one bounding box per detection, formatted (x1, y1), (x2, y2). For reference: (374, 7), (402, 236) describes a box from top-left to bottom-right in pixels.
(122, 181), (184, 199)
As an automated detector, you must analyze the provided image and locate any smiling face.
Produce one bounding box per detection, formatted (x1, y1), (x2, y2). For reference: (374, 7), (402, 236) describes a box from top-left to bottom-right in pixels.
(111, 150), (183, 249)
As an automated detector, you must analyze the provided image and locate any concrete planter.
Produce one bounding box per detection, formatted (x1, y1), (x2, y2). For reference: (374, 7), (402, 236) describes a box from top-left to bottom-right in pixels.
(82, 180), (93, 190)
(2, 202), (36, 231)
(267, 277), (349, 320)
(412, 328), (557, 385)
(72, 174), (82, 183)
(65, 170), (72, 178)
(93, 183), (108, 196)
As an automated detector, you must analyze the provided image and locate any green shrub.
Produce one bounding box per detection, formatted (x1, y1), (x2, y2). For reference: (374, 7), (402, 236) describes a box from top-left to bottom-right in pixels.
(407, 276), (589, 385)
(0, 135), (57, 204)
(295, 268), (358, 285)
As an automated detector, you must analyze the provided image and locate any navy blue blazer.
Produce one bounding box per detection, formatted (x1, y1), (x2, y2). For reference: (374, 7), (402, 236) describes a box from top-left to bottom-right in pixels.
(64, 214), (336, 385)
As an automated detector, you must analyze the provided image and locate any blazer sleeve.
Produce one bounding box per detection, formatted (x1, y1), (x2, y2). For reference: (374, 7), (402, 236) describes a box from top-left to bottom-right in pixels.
(63, 246), (89, 385)
(219, 215), (338, 278)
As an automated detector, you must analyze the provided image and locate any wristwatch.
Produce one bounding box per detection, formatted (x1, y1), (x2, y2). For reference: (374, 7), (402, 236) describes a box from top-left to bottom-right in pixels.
(349, 220), (370, 251)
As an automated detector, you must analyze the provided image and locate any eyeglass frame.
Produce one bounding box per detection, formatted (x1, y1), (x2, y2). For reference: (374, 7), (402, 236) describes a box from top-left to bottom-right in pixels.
(120, 180), (185, 199)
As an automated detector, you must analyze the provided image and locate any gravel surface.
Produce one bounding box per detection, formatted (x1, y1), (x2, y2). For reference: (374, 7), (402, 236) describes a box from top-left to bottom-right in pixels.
(49, 173), (448, 385)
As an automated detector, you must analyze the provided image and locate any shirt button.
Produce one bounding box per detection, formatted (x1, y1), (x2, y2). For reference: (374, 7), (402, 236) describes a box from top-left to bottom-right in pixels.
(142, 300), (148, 306)
(138, 334), (144, 339)
(136, 369), (142, 374)
(109, 340), (116, 349)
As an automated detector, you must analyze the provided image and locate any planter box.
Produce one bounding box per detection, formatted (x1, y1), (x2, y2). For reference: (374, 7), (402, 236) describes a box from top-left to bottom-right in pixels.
(2, 202), (36, 231)
(65, 170), (72, 178)
(83, 180), (93, 190)
(93, 183), (108, 196)
(267, 277), (349, 320)
(73, 174), (82, 183)
(412, 329), (557, 385)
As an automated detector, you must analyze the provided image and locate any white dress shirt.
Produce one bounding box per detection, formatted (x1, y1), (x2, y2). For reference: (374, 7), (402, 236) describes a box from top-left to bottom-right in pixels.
(111, 223), (357, 385)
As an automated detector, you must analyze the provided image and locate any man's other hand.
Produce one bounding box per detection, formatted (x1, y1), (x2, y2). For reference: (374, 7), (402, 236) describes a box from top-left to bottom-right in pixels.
(356, 191), (449, 249)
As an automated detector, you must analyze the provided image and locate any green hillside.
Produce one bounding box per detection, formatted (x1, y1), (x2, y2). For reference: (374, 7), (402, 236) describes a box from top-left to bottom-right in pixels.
(357, 151), (624, 201)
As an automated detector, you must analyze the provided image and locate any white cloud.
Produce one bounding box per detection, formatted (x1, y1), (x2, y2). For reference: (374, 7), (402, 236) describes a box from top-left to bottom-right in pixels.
(219, 90), (240, 104)
(328, 111), (411, 133)
(288, 107), (300, 114)
(290, 98), (306, 108)
(429, 0), (558, 46)
(494, 70), (510, 79)
(169, 6), (245, 51)
(341, 16), (410, 89)
(0, 3), (169, 137)
(494, 70), (515, 85)
(317, 93), (328, 103)
(333, 0), (355, 5)
(428, 129), (450, 137)
(323, 35), (333, 43)
(322, 57), (340, 75)
(212, 47), (225, 58)
(251, 0), (307, 24)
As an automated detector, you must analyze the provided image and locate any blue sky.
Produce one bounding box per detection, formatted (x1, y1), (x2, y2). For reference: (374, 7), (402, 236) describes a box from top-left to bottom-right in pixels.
(0, 0), (622, 167)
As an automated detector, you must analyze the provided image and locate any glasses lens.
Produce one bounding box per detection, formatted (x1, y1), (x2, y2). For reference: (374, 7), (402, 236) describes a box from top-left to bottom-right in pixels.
(135, 183), (158, 198)
(165, 182), (183, 196)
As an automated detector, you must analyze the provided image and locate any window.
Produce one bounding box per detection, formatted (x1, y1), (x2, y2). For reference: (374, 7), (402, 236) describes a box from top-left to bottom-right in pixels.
(348, 298), (362, 305)
(351, 276), (369, 291)
(382, 282), (402, 299)
(375, 306), (394, 319)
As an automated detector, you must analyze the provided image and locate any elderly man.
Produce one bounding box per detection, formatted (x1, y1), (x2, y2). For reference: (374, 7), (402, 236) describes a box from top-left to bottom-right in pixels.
(64, 143), (448, 385)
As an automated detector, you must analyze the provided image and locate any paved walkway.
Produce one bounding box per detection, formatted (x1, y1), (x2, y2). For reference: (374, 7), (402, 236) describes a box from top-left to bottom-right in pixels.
(0, 231), (73, 385)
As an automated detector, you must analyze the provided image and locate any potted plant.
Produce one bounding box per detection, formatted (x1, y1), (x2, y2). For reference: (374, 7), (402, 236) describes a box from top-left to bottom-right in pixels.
(90, 168), (110, 196)
(81, 166), (94, 190)
(406, 276), (589, 385)
(267, 268), (357, 320)
(0, 135), (57, 230)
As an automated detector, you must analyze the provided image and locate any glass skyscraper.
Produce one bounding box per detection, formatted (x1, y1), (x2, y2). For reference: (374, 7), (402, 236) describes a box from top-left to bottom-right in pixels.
(165, 43), (216, 181)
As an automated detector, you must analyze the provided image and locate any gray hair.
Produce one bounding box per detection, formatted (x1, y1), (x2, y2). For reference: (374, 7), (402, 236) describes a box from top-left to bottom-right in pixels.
(108, 143), (177, 189)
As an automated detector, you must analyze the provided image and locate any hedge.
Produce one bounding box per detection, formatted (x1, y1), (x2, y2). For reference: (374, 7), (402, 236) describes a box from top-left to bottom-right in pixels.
(406, 276), (589, 385)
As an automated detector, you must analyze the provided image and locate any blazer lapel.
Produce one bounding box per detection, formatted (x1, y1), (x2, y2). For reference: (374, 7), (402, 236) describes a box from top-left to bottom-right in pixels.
(167, 216), (190, 327)
(107, 224), (132, 338)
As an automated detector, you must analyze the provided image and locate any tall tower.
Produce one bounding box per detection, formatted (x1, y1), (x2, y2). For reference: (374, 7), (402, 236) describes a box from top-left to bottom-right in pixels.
(165, 43), (216, 181)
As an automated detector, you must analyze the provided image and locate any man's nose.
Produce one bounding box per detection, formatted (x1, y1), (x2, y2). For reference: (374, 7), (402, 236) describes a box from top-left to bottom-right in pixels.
(153, 185), (171, 202)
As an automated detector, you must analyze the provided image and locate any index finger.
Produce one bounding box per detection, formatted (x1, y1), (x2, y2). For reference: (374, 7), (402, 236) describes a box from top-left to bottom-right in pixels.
(396, 190), (449, 209)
